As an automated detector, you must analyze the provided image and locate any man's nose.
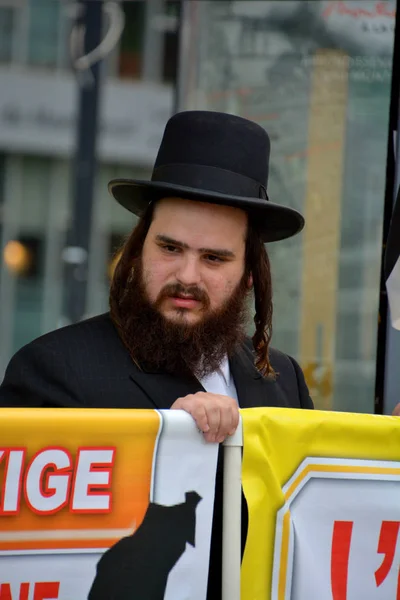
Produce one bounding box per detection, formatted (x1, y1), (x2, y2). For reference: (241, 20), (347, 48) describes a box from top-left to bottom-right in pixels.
(175, 255), (201, 286)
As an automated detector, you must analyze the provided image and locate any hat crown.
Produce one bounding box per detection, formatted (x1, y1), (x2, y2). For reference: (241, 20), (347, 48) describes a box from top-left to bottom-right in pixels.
(108, 110), (305, 243)
(153, 111), (270, 187)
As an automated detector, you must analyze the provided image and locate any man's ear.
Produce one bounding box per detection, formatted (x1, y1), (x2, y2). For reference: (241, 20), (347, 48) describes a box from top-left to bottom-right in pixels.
(247, 273), (253, 289)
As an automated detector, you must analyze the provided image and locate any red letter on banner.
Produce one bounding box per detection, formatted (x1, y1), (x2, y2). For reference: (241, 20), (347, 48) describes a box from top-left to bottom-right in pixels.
(331, 520), (353, 600)
(0, 583), (29, 600)
(0, 583), (59, 600)
(19, 583), (29, 600)
(33, 582), (60, 600)
(375, 521), (400, 588)
(0, 584), (12, 600)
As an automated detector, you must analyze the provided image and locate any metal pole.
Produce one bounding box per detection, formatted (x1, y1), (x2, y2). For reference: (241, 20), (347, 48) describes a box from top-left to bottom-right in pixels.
(374, 0), (400, 414)
(175, 0), (201, 113)
(174, 0), (190, 113)
(62, 0), (103, 325)
(222, 415), (243, 600)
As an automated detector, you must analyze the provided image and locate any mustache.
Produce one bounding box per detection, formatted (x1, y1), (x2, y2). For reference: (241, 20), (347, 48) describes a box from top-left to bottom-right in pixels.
(155, 283), (210, 309)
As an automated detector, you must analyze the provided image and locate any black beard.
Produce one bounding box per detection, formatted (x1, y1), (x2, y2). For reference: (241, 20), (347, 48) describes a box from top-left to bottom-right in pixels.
(119, 260), (250, 378)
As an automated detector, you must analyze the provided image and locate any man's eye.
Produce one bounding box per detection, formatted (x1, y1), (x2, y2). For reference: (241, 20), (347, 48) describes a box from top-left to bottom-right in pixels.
(205, 254), (223, 263)
(162, 245), (179, 253)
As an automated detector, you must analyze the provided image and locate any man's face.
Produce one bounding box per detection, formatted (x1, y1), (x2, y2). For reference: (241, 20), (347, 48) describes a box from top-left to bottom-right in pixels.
(141, 197), (248, 326)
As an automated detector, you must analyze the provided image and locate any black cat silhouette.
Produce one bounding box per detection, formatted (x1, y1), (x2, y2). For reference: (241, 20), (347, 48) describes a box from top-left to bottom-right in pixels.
(88, 491), (202, 600)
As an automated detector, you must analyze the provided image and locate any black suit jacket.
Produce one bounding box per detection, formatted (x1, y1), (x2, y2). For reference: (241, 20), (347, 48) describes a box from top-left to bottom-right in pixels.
(0, 312), (313, 598)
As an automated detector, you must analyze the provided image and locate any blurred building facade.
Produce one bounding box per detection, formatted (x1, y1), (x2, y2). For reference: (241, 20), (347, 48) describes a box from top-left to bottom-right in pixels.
(0, 0), (178, 374)
(0, 0), (398, 415)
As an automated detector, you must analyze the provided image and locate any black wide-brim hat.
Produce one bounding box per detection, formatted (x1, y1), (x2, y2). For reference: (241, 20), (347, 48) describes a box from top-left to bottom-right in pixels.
(108, 111), (304, 243)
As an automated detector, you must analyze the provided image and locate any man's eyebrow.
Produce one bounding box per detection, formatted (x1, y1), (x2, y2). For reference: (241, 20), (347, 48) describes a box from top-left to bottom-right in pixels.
(199, 246), (236, 258)
(155, 235), (236, 258)
(156, 234), (189, 249)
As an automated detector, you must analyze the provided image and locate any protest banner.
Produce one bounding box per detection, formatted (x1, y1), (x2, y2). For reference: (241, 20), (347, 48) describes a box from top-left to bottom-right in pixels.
(241, 407), (400, 600)
(4, 405), (400, 600)
(0, 408), (218, 600)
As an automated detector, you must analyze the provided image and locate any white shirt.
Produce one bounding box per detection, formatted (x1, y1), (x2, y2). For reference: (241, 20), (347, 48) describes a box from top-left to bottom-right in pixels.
(199, 356), (238, 402)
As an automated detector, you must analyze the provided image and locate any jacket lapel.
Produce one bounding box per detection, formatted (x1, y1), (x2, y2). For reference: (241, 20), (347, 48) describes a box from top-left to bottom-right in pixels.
(106, 318), (204, 409)
(229, 343), (289, 409)
(128, 340), (290, 410)
(129, 368), (205, 410)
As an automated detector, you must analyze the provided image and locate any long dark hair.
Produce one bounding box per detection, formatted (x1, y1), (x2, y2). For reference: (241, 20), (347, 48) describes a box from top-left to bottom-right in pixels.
(109, 202), (275, 377)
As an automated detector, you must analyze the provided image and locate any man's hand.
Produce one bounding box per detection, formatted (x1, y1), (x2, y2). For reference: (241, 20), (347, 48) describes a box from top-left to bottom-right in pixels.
(170, 392), (239, 443)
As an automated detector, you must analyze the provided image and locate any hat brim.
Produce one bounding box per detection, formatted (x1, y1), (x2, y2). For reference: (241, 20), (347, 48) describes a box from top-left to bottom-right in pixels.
(108, 178), (304, 243)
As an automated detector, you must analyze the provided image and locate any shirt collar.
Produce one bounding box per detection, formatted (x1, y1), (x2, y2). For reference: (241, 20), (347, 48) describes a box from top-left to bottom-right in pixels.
(219, 355), (230, 385)
(198, 355), (230, 385)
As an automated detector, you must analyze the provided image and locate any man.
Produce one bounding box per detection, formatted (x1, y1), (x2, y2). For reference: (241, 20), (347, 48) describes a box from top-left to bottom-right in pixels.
(0, 110), (313, 596)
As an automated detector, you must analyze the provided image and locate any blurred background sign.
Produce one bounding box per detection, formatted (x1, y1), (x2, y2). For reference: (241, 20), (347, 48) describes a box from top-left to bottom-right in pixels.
(0, 69), (172, 164)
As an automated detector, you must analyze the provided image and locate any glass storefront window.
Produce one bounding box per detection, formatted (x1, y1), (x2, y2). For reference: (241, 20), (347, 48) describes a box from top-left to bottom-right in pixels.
(28, 0), (60, 67)
(0, 8), (14, 63)
(118, 0), (180, 83)
(0, 156), (72, 374)
(119, 1), (146, 79)
(178, 0), (396, 413)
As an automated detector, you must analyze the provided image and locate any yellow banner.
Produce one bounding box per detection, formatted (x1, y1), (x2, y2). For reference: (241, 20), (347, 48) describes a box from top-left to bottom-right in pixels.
(241, 408), (400, 600)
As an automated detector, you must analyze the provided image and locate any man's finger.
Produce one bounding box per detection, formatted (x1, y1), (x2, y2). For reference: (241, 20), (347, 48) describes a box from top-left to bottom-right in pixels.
(228, 405), (240, 435)
(191, 403), (210, 433)
(204, 404), (221, 440)
(216, 404), (235, 443)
